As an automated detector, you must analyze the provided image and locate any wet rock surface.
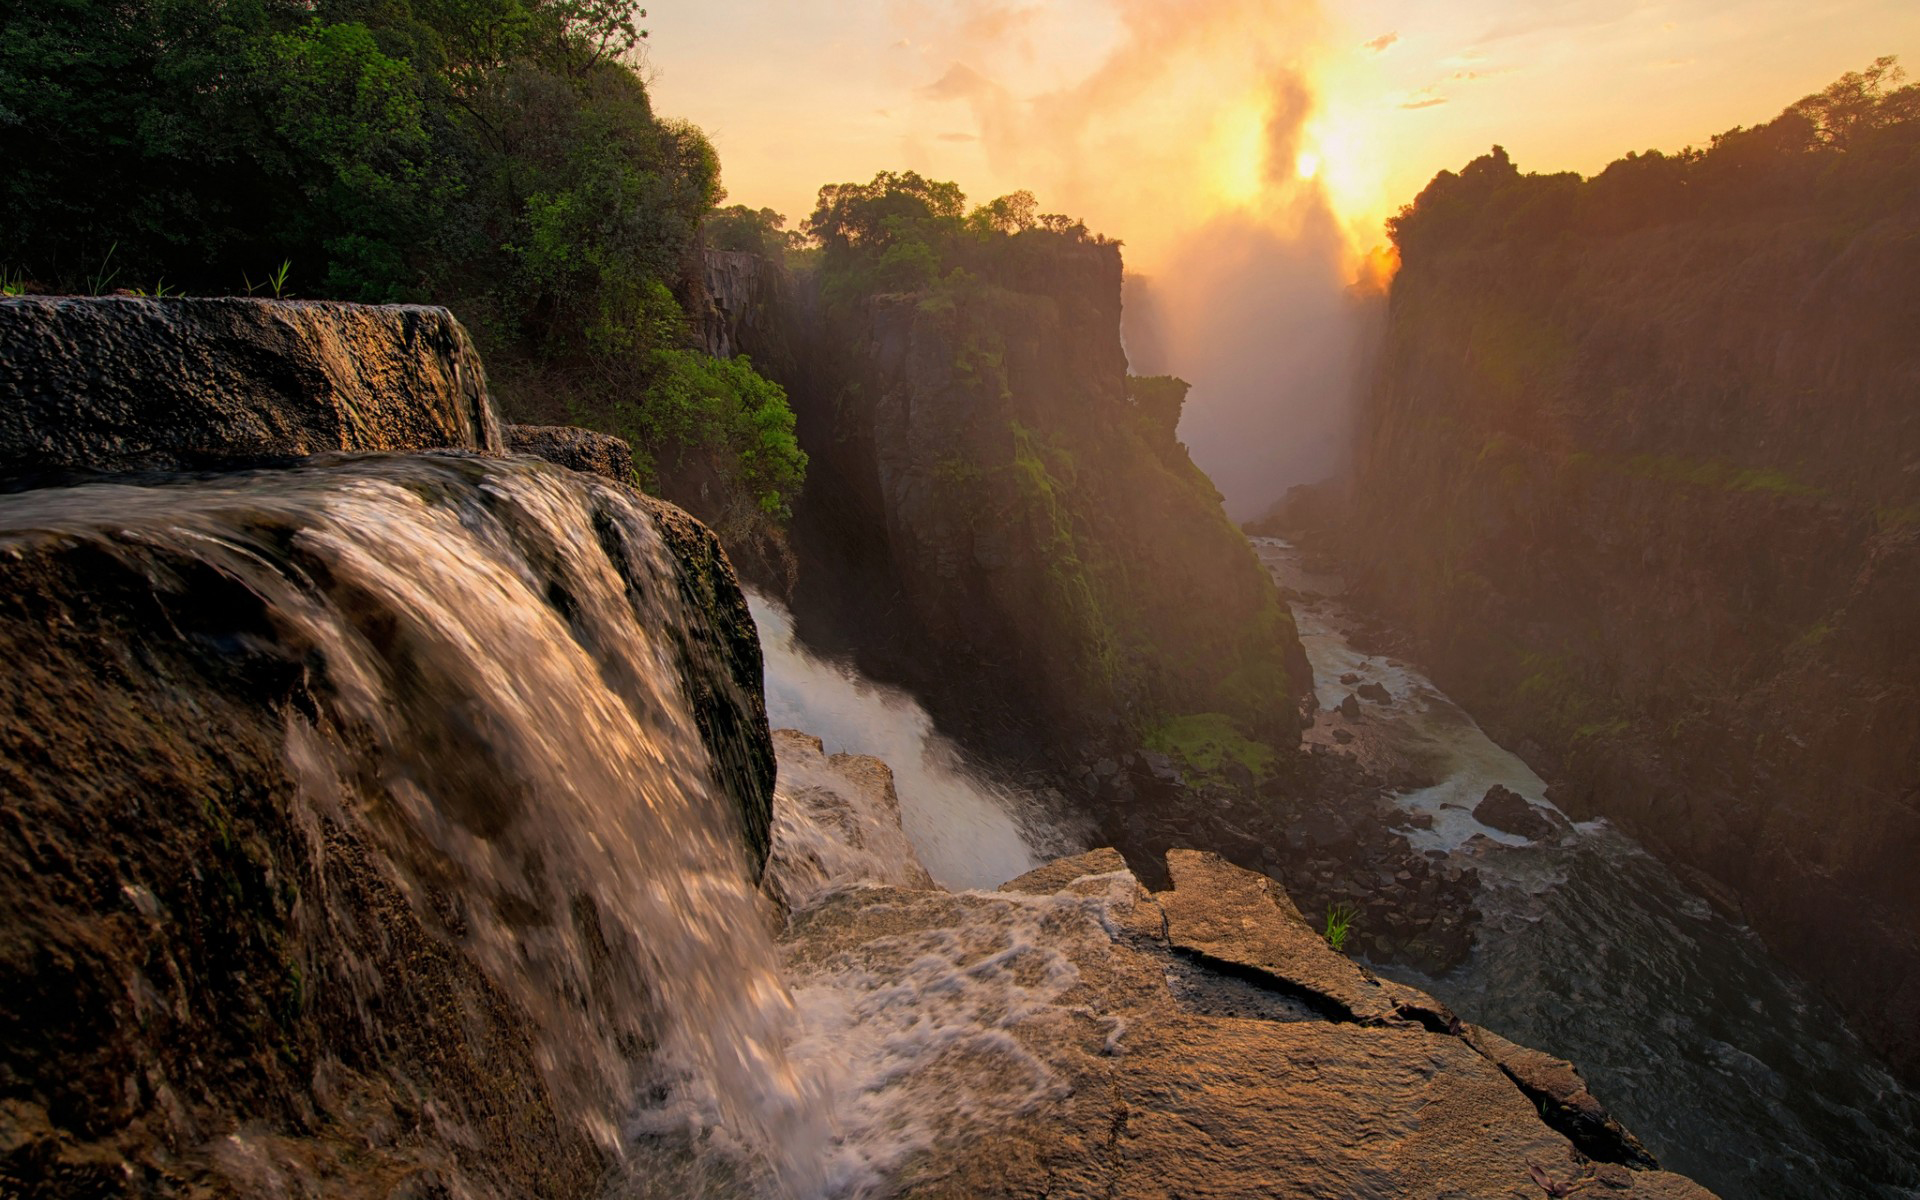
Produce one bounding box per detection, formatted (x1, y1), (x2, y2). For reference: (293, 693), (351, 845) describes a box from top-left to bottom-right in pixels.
(0, 456), (779, 1200)
(779, 849), (1716, 1198)
(1475, 783), (1558, 841)
(506, 422), (635, 482)
(765, 729), (935, 910)
(0, 297), (500, 484)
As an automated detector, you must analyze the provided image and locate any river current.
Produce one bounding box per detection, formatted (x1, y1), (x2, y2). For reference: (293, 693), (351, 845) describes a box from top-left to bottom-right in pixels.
(1252, 536), (1920, 1200)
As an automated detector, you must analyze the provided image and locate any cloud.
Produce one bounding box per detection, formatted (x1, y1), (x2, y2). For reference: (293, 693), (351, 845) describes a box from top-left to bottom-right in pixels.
(936, 131), (979, 142)
(1364, 32), (1398, 53)
(1400, 94), (1448, 110)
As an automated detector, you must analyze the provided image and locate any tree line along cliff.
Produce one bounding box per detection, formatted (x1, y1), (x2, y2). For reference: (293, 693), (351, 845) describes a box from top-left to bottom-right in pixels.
(0, 0), (804, 560)
(1319, 58), (1920, 1083)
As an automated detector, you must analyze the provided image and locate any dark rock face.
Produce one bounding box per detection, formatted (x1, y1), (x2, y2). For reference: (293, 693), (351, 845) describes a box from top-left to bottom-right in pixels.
(0, 456), (780, 1199)
(1336, 203), (1920, 1082)
(0, 297), (501, 484)
(1475, 784), (1557, 841)
(738, 244), (1310, 763)
(507, 423), (635, 482)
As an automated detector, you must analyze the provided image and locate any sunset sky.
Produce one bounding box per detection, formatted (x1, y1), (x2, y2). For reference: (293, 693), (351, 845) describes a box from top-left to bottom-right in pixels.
(650, 0), (1918, 270)
(646, 1), (1919, 513)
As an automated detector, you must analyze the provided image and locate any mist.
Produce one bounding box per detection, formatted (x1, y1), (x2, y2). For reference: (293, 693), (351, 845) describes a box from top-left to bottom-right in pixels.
(1125, 211), (1384, 520)
(893, 1), (1387, 521)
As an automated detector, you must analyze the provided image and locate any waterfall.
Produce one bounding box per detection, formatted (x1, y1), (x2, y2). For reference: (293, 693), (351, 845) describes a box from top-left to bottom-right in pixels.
(748, 593), (1065, 892)
(0, 455), (825, 1192)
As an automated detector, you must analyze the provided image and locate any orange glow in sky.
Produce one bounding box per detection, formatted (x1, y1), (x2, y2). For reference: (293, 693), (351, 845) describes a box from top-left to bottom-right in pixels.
(647, 0), (1919, 274)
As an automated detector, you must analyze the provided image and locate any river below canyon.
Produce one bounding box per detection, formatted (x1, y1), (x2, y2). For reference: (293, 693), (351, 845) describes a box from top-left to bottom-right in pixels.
(1252, 537), (1920, 1200)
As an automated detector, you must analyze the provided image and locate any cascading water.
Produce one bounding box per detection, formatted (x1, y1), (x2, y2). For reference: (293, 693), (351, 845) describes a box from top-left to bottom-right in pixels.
(0, 455), (826, 1193)
(1254, 536), (1920, 1200)
(748, 593), (1073, 891)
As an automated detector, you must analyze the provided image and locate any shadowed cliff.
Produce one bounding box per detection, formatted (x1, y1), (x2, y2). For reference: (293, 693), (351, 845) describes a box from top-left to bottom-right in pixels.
(1313, 64), (1920, 1083)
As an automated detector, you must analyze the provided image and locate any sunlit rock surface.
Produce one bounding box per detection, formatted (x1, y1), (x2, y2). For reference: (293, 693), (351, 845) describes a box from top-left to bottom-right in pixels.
(776, 845), (1715, 1198)
(0, 296), (501, 482)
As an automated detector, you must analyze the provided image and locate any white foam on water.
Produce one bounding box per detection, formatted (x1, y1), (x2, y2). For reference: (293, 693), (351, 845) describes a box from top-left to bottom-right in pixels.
(1252, 536), (1568, 858)
(764, 742), (935, 911)
(748, 593), (1054, 891)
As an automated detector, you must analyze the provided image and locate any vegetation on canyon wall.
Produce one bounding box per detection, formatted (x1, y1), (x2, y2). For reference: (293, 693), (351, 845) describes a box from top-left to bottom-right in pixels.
(1336, 58), (1920, 1081)
(774, 170), (1306, 758)
(0, 0), (804, 542)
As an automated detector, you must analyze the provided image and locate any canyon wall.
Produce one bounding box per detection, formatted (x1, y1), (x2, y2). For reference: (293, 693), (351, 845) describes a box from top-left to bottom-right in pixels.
(730, 236), (1311, 770)
(1332, 138), (1920, 1080)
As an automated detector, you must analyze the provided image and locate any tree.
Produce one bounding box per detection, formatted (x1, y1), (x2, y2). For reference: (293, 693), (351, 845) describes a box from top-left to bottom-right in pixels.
(1790, 55), (1911, 150)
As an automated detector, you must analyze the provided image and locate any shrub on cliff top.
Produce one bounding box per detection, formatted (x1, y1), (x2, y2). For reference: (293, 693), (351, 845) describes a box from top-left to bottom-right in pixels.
(0, 0), (801, 536)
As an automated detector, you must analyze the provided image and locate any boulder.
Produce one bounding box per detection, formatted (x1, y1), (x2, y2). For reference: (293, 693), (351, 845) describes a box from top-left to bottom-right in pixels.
(1474, 784), (1557, 840)
(0, 297), (501, 483)
(507, 423), (635, 483)
(1356, 681), (1393, 704)
(1338, 693), (1362, 720)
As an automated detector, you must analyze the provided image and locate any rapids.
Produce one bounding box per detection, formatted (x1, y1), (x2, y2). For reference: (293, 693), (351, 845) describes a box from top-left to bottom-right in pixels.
(1254, 536), (1920, 1200)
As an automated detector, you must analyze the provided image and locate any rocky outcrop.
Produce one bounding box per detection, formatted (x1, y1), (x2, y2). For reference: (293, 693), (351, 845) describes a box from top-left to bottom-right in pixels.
(1330, 145), (1920, 1080)
(506, 423), (635, 482)
(765, 729), (934, 910)
(0, 297), (501, 484)
(1475, 784), (1557, 841)
(781, 847), (1714, 1197)
(0, 299), (778, 1197)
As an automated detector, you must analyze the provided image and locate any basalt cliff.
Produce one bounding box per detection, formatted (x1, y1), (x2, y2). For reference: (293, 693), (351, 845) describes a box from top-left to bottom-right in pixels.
(1312, 127), (1920, 1082)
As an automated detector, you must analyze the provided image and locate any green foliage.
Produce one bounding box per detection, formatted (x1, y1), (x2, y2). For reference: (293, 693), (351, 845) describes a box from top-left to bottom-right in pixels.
(1145, 713), (1277, 782)
(1323, 902), (1359, 953)
(1126, 374), (1191, 444)
(805, 171), (1106, 307)
(600, 349), (807, 518)
(0, 0), (802, 527)
(704, 205), (806, 258)
(1623, 454), (1824, 498)
(1008, 420), (1121, 693)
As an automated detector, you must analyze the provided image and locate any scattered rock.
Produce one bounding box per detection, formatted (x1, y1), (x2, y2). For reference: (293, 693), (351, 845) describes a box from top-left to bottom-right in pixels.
(1474, 784), (1557, 841)
(779, 850), (1717, 1197)
(1339, 671), (1362, 685)
(1331, 727), (1355, 745)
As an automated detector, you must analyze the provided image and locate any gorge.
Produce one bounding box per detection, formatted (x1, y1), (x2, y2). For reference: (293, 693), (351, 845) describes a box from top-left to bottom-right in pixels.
(3, 8), (1918, 1196)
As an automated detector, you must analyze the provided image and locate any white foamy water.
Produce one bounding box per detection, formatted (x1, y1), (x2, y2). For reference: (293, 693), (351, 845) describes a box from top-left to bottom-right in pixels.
(1253, 536), (1565, 854)
(748, 593), (1058, 891)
